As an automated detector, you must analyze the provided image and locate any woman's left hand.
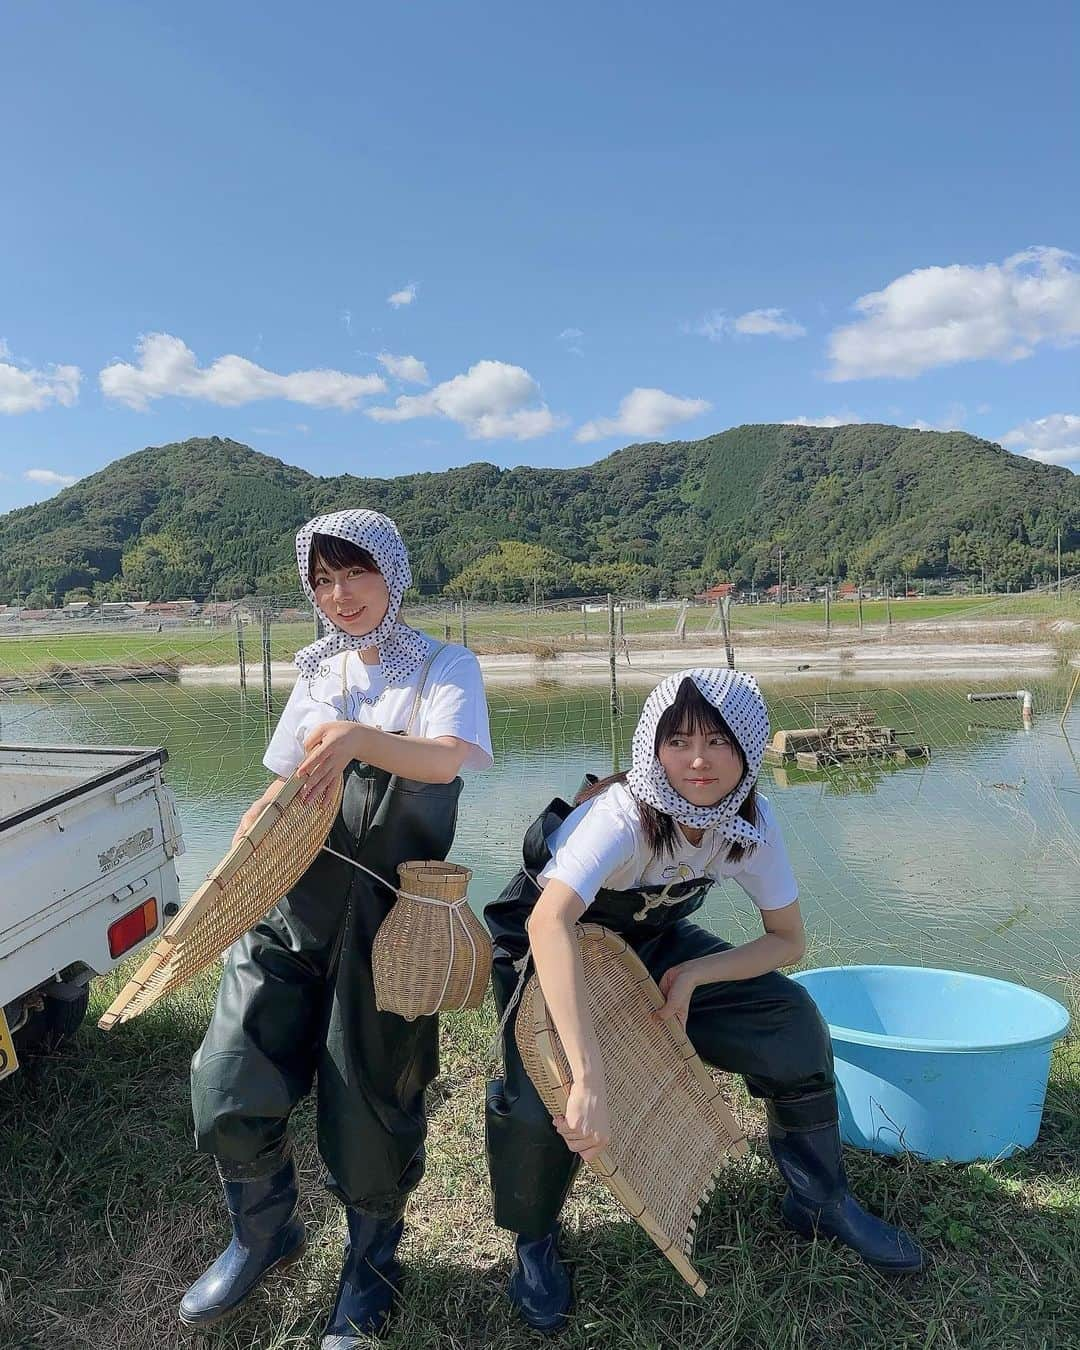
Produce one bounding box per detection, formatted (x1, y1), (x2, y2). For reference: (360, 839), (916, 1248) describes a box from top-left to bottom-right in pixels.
(655, 962), (699, 1029)
(298, 722), (367, 802)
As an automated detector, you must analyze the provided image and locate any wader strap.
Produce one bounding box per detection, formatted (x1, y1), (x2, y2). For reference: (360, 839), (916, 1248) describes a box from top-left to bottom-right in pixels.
(487, 867), (545, 1068)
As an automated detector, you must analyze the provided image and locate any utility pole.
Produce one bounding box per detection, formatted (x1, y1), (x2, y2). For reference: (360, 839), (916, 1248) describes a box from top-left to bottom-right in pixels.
(777, 545), (783, 607)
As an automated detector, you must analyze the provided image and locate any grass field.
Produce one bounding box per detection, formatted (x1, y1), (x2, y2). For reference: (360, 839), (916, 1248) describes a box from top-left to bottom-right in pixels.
(0, 593), (1076, 680)
(1, 964), (1077, 1350)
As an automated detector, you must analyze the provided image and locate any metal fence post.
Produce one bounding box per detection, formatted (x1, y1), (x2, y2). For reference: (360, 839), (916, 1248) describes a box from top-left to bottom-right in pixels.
(261, 608), (273, 720)
(235, 613), (247, 692)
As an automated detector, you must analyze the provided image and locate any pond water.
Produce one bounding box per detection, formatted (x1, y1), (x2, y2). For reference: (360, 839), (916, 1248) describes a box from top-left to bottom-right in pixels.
(3, 670), (1077, 998)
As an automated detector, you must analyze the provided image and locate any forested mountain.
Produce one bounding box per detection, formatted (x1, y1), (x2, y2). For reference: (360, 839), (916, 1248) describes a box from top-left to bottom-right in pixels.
(1, 425), (1076, 604)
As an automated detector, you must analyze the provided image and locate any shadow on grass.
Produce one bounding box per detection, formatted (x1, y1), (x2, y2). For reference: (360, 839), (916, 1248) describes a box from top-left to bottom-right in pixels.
(2, 992), (1077, 1349)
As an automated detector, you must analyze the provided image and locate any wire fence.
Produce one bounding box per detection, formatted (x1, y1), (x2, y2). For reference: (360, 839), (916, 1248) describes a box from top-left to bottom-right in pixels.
(1, 589), (1077, 1001)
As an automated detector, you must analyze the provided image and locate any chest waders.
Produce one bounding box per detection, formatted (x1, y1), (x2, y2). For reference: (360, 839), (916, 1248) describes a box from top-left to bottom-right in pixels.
(485, 792), (922, 1338)
(191, 655), (461, 1216)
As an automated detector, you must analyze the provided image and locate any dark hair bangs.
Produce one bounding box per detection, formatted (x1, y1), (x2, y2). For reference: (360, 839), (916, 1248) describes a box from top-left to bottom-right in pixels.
(308, 533), (380, 585)
(654, 677), (732, 749)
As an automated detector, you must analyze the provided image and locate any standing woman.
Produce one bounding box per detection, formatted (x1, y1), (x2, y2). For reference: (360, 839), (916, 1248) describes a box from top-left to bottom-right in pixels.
(486, 669), (922, 1333)
(182, 510), (492, 1346)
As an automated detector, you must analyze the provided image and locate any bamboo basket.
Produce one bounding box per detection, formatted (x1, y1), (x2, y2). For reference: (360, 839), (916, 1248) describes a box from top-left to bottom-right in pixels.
(98, 773), (343, 1029)
(371, 861), (491, 1020)
(515, 923), (747, 1295)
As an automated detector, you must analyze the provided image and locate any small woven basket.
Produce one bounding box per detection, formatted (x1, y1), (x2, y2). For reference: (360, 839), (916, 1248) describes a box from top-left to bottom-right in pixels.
(371, 861), (491, 1020)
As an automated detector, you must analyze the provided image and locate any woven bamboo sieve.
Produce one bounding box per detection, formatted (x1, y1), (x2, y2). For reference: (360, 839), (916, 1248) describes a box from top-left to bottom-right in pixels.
(371, 861), (491, 1020)
(98, 773), (344, 1029)
(515, 923), (748, 1295)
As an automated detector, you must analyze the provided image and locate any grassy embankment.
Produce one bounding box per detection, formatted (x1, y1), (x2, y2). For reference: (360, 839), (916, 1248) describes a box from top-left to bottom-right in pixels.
(1, 962), (1076, 1350)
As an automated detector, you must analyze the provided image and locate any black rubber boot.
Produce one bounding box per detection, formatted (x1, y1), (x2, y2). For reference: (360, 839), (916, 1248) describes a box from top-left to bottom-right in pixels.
(178, 1156), (306, 1326)
(321, 1208), (405, 1346)
(767, 1116), (924, 1274)
(508, 1223), (572, 1334)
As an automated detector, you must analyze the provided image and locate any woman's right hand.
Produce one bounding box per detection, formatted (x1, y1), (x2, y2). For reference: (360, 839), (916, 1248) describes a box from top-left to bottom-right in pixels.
(555, 1075), (611, 1162)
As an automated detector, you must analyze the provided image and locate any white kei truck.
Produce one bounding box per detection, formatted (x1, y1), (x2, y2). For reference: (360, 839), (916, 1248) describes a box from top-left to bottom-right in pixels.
(0, 744), (185, 1080)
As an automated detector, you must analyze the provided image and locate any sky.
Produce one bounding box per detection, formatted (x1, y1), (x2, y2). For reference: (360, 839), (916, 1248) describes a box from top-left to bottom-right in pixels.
(1, 0), (1077, 514)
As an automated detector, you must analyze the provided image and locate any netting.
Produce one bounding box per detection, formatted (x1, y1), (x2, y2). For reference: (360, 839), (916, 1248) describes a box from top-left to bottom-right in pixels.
(1, 593), (1076, 1001)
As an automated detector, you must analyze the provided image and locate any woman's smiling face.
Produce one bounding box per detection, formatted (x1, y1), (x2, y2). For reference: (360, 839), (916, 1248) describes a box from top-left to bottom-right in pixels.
(656, 725), (744, 807)
(311, 559), (390, 637)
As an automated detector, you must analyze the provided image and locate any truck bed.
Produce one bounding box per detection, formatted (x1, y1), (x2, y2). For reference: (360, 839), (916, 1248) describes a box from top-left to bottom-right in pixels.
(0, 745), (184, 1006)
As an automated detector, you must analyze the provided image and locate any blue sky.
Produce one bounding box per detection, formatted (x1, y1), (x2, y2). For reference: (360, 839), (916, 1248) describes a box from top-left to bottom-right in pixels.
(1, 0), (1077, 513)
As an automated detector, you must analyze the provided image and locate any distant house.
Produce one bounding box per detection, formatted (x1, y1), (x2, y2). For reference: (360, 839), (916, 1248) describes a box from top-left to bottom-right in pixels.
(62, 600), (95, 616)
(201, 601), (241, 624)
(18, 608), (56, 621)
(838, 582), (859, 599)
(100, 602), (138, 620)
(695, 583), (736, 603)
(276, 607), (309, 623)
(147, 599), (199, 619)
(0, 607), (19, 624)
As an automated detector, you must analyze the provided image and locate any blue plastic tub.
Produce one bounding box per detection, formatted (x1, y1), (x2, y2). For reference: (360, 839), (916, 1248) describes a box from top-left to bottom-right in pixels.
(790, 966), (1071, 1162)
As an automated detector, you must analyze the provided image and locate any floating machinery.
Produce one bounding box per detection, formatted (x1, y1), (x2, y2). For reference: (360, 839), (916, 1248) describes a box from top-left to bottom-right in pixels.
(764, 699), (930, 771)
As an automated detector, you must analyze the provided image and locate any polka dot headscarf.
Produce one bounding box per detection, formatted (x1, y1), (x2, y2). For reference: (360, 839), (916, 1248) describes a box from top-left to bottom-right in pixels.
(625, 668), (769, 844)
(293, 509), (429, 693)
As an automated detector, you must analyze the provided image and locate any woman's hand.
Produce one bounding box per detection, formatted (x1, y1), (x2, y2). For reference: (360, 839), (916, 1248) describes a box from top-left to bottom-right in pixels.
(230, 778), (287, 847)
(655, 962), (700, 1029)
(554, 1075), (611, 1162)
(231, 799), (265, 848)
(298, 721), (366, 803)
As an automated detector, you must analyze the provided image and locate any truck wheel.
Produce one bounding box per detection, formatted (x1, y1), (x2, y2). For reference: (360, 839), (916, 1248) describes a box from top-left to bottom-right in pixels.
(13, 987), (90, 1052)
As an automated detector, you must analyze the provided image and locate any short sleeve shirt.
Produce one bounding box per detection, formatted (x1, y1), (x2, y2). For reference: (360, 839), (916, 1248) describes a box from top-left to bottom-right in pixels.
(263, 634), (493, 779)
(538, 781), (798, 912)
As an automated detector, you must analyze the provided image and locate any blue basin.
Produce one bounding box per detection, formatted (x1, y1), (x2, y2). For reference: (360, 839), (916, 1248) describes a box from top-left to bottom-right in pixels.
(791, 965), (1071, 1162)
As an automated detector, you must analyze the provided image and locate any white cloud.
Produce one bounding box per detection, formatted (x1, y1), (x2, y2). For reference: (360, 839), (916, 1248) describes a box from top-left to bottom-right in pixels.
(0, 343), (81, 414)
(576, 387), (711, 444)
(99, 334), (386, 411)
(1001, 414), (1080, 470)
(733, 308), (807, 338)
(387, 283), (417, 307)
(25, 468), (78, 487)
(691, 308), (806, 341)
(376, 351), (429, 385)
(366, 359), (564, 440)
(827, 246), (1080, 381)
(783, 411), (867, 428)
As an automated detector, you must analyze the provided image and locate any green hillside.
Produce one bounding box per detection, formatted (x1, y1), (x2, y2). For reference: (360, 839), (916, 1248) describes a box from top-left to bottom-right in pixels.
(0, 426), (1075, 604)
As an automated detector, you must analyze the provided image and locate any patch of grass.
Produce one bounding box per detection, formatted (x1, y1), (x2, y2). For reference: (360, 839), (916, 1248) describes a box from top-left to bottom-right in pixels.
(1, 964), (1077, 1350)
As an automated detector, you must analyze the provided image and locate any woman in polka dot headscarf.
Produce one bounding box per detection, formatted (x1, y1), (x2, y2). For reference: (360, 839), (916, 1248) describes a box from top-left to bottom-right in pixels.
(485, 669), (922, 1333)
(184, 509), (492, 1346)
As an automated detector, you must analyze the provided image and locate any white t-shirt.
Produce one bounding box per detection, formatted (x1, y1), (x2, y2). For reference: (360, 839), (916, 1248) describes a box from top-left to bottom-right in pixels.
(263, 635), (493, 780)
(539, 780), (798, 913)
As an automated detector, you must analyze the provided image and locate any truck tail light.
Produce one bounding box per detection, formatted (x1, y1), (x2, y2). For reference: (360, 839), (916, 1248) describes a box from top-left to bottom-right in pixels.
(108, 898), (158, 958)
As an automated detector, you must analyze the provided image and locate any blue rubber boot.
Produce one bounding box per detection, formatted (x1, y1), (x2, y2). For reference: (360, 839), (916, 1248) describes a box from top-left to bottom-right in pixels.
(178, 1156), (306, 1326)
(768, 1119), (924, 1274)
(321, 1209), (405, 1346)
(508, 1223), (572, 1334)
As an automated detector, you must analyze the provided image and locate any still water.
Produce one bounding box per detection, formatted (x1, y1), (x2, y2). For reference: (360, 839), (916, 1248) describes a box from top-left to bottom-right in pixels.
(3, 672), (1078, 997)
